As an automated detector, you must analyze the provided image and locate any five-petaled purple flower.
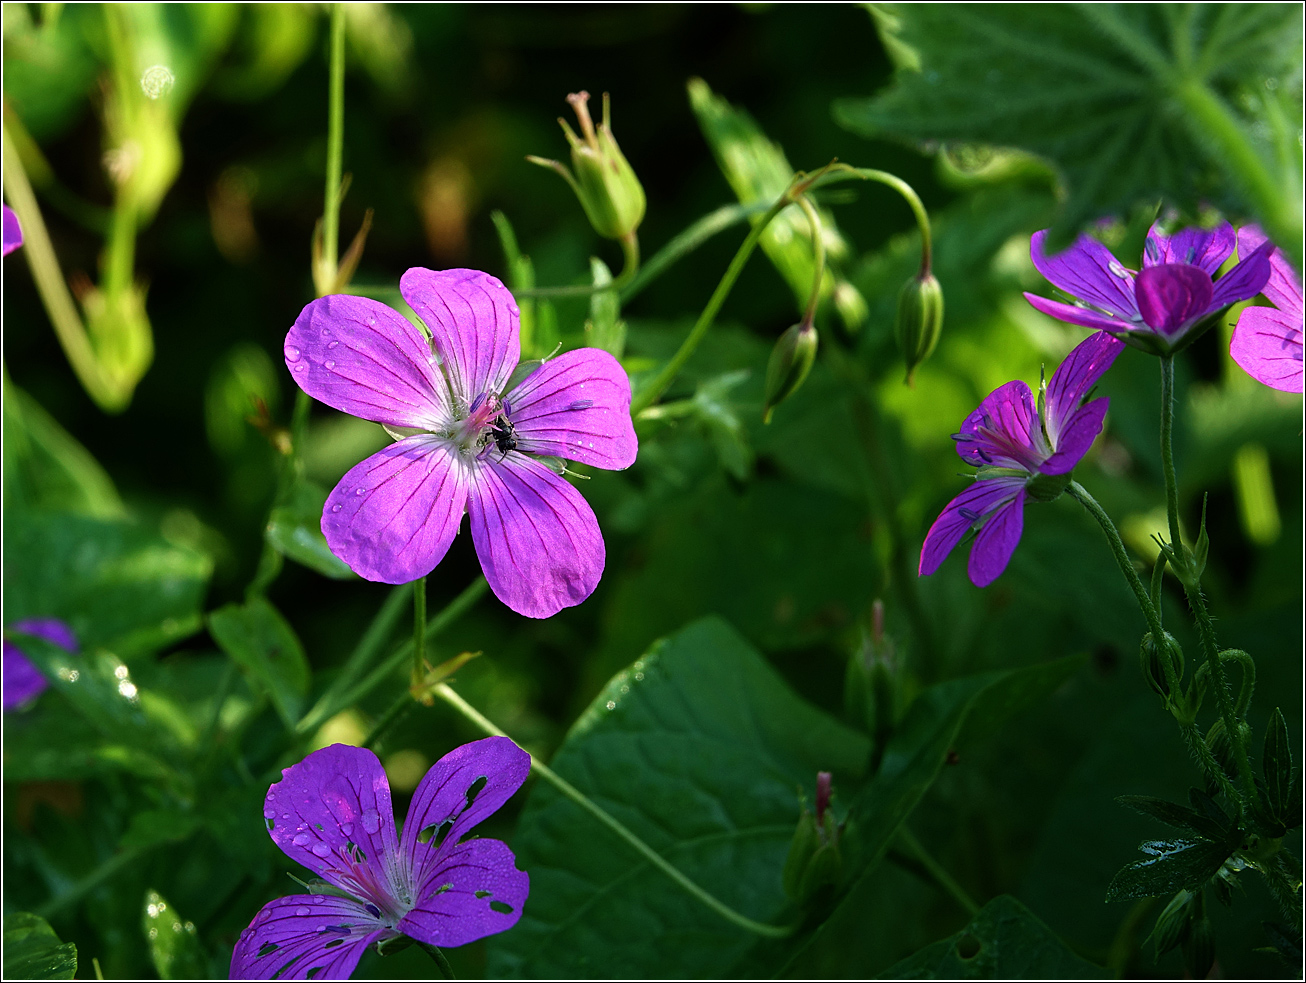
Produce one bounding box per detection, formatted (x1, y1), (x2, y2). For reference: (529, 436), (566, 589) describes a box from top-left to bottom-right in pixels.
(285, 268), (637, 619)
(1024, 221), (1272, 352)
(231, 737), (530, 980)
(3, 618), (76, 712)
(1230, 225), (1303, 394)
(2, 204), (22, 256)
(919, 331), (1124, 587)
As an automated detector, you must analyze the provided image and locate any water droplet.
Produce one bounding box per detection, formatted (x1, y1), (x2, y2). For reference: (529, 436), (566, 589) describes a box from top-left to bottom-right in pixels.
(341, 822), (354, 837)
(296, 906), (311, 917)
(569, 399), (593, 411)
(327, 340), (339, 349)
(321, 327), (331, 338)
(361, 809), (381, 834)
(285, 346), (301, 362)
(331, 504), (342, 513)
(368, 318), (376, 326)
(605, 700), (616, 711)
(355, 487), (365, 496)
(264, 807), (276, 819)
(295, 364), (307, 372)
(293, 832), (312, 846)
(312, 842), (332, 858)
(325, 360), (336, 370)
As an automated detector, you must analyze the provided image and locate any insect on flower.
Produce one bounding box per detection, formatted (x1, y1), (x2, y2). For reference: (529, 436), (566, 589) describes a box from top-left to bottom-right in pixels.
(284, 268), (638, 618)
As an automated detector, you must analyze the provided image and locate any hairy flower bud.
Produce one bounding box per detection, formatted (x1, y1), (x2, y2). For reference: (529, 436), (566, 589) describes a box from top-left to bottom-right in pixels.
(528, 92), (645, 241)
(845, 600), (898, 740)
(762, 320), (818, 423)
(895, 272), (944, 384)
(1139, 630), (1183, 698)
(782, 772), (842, 904)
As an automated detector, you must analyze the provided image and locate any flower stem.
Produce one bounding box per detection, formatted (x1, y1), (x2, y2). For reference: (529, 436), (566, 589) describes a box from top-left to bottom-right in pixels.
(805, 165), (932, 276)
(631, 193), (790, 415)
(516, 231), (640, 299)
(795, 196), (826, 326)
(896, 826), (980, 916)
(321, 2), (346, 286)
(1159, 356), (1184, 554)
(412, 576), (427, 689)
(431, 682), (797, 939)
(621, 201), (771, 303)
(415, 942), (455, 979)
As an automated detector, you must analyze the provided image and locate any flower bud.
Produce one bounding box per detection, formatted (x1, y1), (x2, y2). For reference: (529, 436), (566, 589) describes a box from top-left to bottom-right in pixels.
(845, 600), (898, 739)
(782, 772), (842, 904)
(1180, 914), (1214, 979)
(528, 92), (645, 242)
(1139, 631), (1183, 698)
(762, 320), (818, 423)
(894, 272), (944, 384)
(1151, 889), (1195, 956)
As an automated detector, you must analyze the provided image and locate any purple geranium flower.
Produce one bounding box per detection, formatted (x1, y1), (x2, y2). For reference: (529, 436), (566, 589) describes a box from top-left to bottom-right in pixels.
(231, 737), (530, 981)
(1024, 221), (1273, 352)
(285, 268), (637, 619)
(3, 618), (77, 711)
(919, 331), (1124, 587)
(2, 204), (22, 256)
(1230, 225), (1303, 394)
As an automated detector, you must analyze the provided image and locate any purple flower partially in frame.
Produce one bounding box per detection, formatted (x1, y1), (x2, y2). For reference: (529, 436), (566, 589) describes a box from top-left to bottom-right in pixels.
(3, 204), (23, 256)
(285, 268), (637, 618)
(1230, 225), (1303, 394)
(3, 618), (77, 712)
(1023, 221), (1273, 353)
(230, 737), (530, 981)
(919, 331), (1124, 587)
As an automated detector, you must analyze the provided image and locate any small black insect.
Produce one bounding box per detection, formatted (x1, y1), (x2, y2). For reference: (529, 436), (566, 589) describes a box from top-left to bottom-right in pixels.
(489, 415), (518, 459)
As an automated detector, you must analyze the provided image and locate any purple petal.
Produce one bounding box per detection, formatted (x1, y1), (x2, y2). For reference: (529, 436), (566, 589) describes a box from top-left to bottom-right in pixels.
(1238, 225), (1303, 317)
(1231, 306), (1305, 394)
(467, 454), (604, 619)
(399, 838), (529, 949)
(1209, 240), (1274, 311)
(285, 295), (452, 430)
(967, 490), (1026, 588)
(400, 737), (531, 900)
(10, 618), (79, 652)
(956, 380), (1043, 471)
(1030, 230), (1139, 320)
(1143, 221), (1235, 274)
(229, 894), (387, 981)
(506, 349), (637, 470)
(2, 205), (22, 256)
(919, 478), (1025, 578)
(3, 642), (49, 711)
(400, 268), (521, 405)
(264, 745), (406, 914)
(322, 437), (470, 585)
(1134, 264), (1214, 336)
(1044, 331), (1123, 444)
(1041, 398), (1110, 475)
(1023, 292), (1135, 334)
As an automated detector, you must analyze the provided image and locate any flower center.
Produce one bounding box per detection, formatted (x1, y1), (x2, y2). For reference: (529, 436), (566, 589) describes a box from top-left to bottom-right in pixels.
(452, 391), (517, 460)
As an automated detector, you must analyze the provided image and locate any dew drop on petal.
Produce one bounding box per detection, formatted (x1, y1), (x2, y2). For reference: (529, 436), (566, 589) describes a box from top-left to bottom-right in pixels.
(295, 364), (307, 373)
(285, 346), (301, 362)
(296, 906), (311, 917)
(264, 806), (276, 819)
(312, 842), (332, 858)
(361, 809), (381, 835)
(355, 487), (365, 496)
(331, 504), (342, 513)
(321, 328), (331, 338)
(327, 340), (339, 349)
(293, 832), (312, 846)
(325, 360), (336, 370)
(341, 822), (354, 837)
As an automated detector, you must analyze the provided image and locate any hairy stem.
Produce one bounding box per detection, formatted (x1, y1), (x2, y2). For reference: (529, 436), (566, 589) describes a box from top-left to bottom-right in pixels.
(432, 682), (796, 939)
(321, 2), (346, 286)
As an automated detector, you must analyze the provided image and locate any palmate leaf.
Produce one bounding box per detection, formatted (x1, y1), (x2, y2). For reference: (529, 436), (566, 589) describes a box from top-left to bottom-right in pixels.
(837, 4), (1303, 253)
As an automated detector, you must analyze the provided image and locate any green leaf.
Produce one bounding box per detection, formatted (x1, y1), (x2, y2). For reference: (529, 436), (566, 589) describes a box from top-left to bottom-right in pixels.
(688, 77), (867, 331)
(882, 895), (1104, 979)
(265, 480), (355, 580)
(2, 912), (77, 980)
(485, 616), (869, 979)
(207, 597), (310, 727)
(1106, 838), (1234, 902)
(121, 809), (200, 850)
(1116, 794), (1229, 841)
(2, 511), (212, 660)
(585, 257), (626, 358)
(837, 4), (1304, 250)
(3, 372), (126, 519)
(142, 890), (206, 980)
(1262, 707), (1294, 824)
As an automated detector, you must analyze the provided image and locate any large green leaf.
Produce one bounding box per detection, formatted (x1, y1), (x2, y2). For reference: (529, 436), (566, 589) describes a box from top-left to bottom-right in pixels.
(882, 895), (1104, 979)
(207, 597), (310, 727)
(2, 512), (212, 659)
(265, 480), (355, 580)
(2, 912), (77, 980)
(837, 4), (1303, 252)
(486, 617), (870, 979)
(1105, 837), (1234, 902)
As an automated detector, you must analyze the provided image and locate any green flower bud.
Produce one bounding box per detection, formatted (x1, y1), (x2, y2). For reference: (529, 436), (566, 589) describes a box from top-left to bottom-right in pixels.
(1139, 631), (1183, 698)
(845, 600), (898, 739)
(782, 772), (843, 904)
(1151, 889), (1195, 956)
(528, 91), (645, 241)
(762, 321), (818, 423)
(894, 272), (944, 384)
(1180, 914), (1214, 979)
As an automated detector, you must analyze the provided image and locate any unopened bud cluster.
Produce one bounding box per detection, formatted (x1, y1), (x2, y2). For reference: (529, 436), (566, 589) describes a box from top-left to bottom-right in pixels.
(783, 771), (843, 904)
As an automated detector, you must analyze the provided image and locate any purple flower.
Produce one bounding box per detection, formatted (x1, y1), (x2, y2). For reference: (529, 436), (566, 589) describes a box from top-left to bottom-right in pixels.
(919, 331), (1124, 587)
(2, 204), (22, 256)
(1023, 222), (1273, 352)
(3, 618), (77, 712)
(231, 737), (530, 981)
(1230, 225), (1303, 394)
(285, 268), (637, 618)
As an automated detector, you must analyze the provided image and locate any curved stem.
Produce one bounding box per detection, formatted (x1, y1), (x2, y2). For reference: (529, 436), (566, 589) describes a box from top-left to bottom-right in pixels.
(321, 2), (346, 286)
(1179, 719), (1242, 803)
(432, 682), (797, 939)
(795, 195), (826, 326)
(631, 194), (790, 415)
(1066, 481), (1165, 642)
(810, 166), (932, 276)
(415, 942), (455, 979)
(622, 201), (770, 303)
(896, 826), (980, 916)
